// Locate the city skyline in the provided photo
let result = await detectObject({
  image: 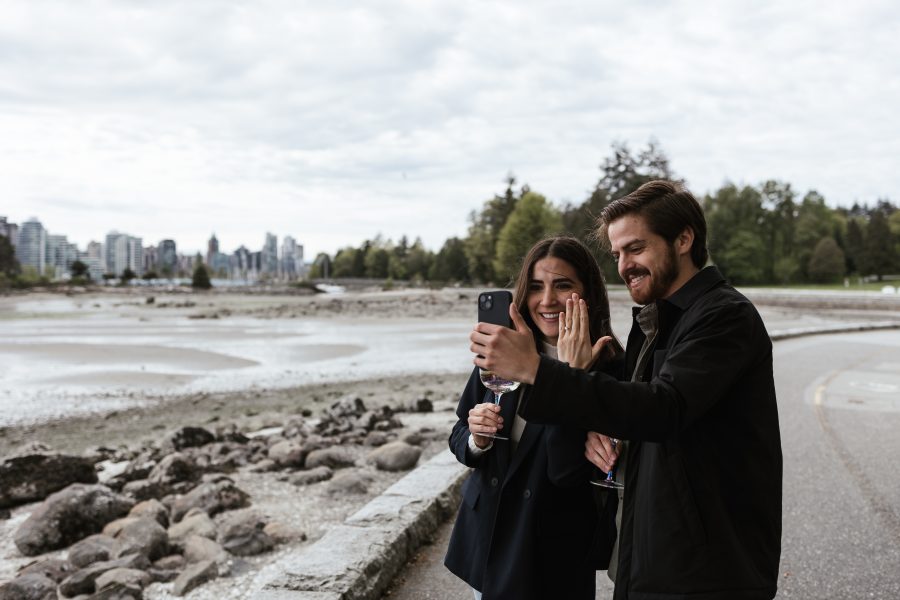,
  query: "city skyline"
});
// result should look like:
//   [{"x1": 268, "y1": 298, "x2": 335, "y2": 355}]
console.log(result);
[{"x1": 3, "y1": 1, "x2": 899, "y2": 258}]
